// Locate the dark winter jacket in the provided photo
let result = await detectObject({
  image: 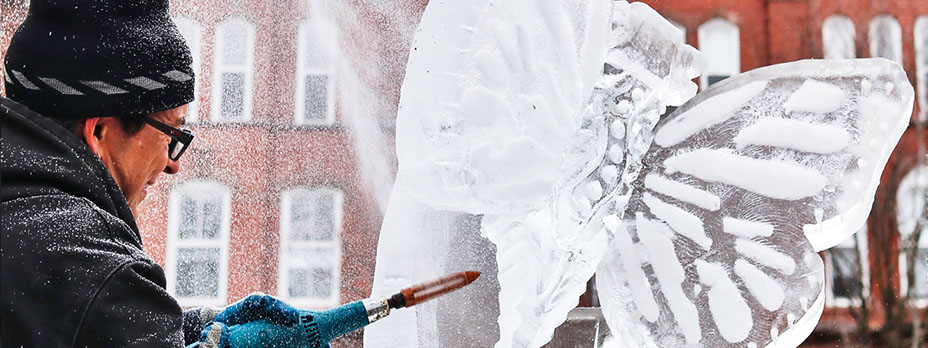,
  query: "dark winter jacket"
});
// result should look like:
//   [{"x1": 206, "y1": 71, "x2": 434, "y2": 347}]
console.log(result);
[{"x1": 1, "y1": 97, "x2": 207, "y2": 346}]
